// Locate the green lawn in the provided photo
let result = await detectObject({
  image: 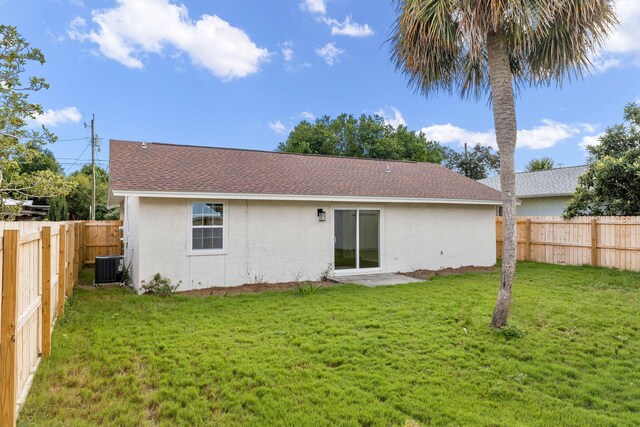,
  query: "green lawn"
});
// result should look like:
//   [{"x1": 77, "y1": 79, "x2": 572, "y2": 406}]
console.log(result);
[{"x1": 19, "y1": 263, "x2": 640, "y2": 426}]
